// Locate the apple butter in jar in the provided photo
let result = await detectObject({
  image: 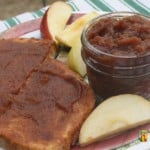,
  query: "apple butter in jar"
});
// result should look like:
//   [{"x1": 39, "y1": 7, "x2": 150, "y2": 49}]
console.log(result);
[{"x1": 81, "y1": 12, "x2": 150, "y2": 100}]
